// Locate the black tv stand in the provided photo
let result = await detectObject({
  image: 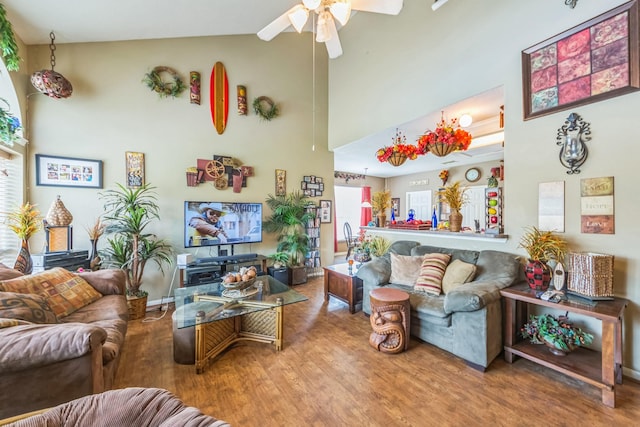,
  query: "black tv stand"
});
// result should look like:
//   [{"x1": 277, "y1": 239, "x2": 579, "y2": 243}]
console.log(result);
[{"x1": 179, "y1": 254, "x2": 267, "y2": 287}]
